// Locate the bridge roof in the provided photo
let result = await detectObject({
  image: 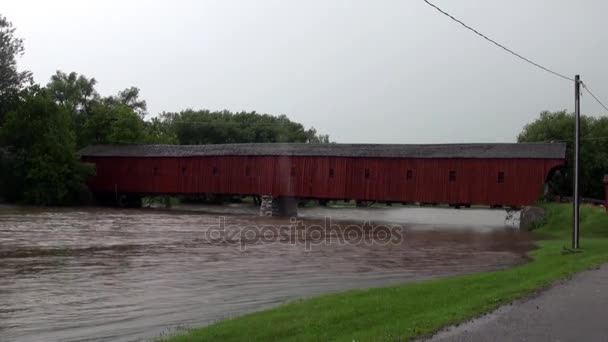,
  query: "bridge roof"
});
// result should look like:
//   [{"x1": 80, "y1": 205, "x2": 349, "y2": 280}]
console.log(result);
[{"x1": 79, "y1": 143, "x2": 566, "y2": 160}]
